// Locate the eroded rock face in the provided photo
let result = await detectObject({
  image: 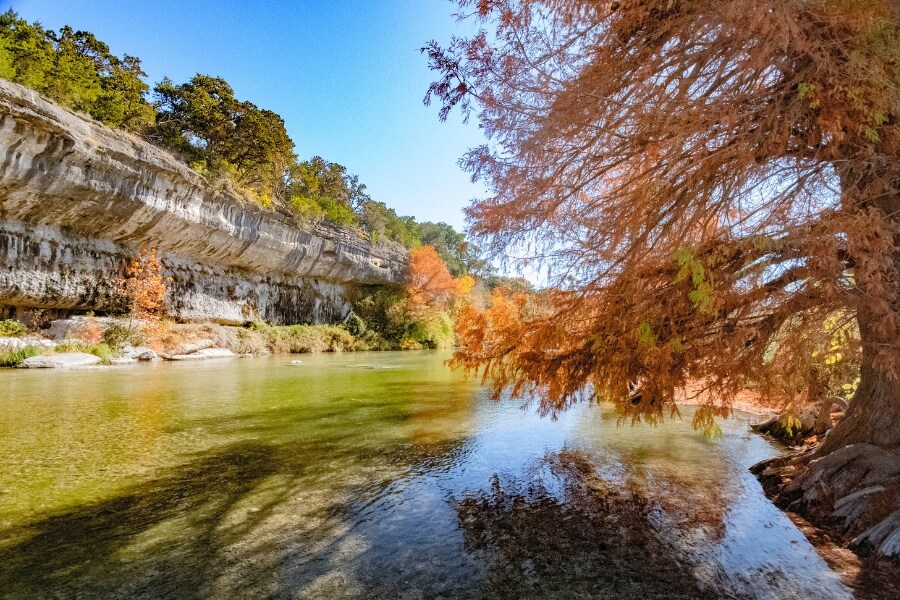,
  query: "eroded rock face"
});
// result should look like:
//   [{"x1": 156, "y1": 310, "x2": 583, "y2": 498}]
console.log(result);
[{"x1": 0, "y1": 79, "x2": 407, "y2": 324}]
